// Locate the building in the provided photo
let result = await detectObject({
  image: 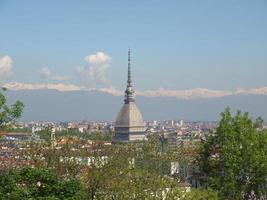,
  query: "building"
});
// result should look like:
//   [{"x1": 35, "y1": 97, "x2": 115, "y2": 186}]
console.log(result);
[{"x1": 113, "y1": 49, "x2": 146, "y2": 142}]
